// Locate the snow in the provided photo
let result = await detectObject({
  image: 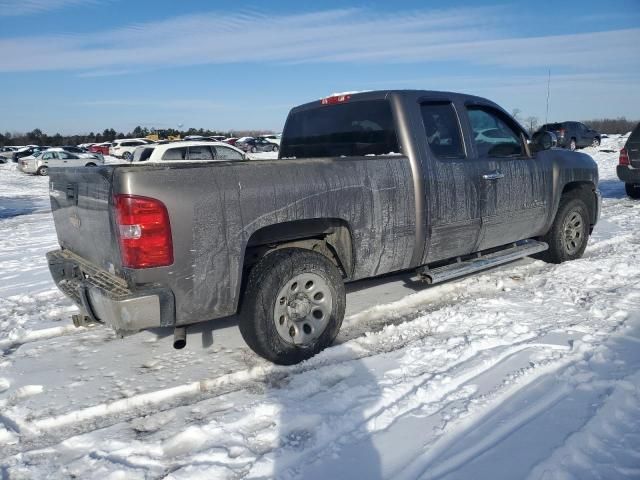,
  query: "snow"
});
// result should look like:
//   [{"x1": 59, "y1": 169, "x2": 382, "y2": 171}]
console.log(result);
[{"x1": 1, "y1": 138, "x2": 639, "y2": 478}]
